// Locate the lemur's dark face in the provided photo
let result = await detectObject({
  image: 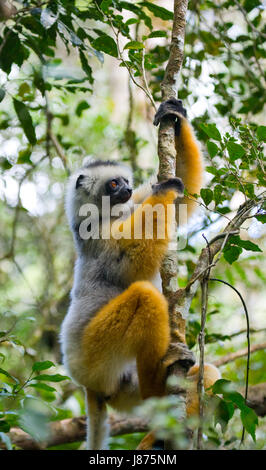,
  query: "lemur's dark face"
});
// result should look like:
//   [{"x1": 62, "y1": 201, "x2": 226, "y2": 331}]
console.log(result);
[{"x1": 105, "y1": 177, "x2": 132, "y2": 205}]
